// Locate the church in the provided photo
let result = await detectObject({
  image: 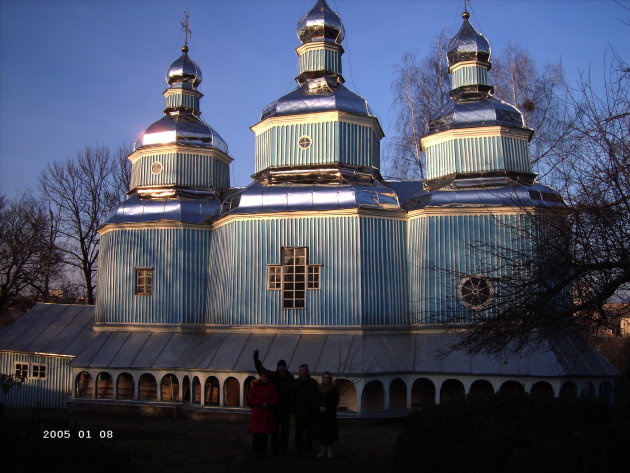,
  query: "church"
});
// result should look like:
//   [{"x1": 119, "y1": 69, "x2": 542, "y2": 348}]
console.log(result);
[{"x1": 0, "y1": 0, "x2": 616, "y2": 414}]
